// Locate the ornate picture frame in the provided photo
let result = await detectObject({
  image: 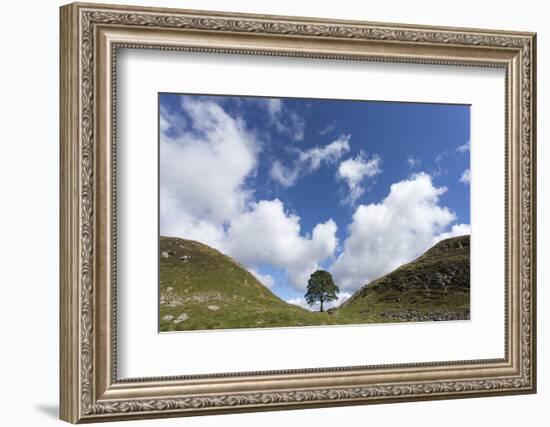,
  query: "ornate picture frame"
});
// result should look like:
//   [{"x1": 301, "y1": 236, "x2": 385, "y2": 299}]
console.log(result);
[{"x1": 60, "y1": 2, "x2": 536, "y2": 423}]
